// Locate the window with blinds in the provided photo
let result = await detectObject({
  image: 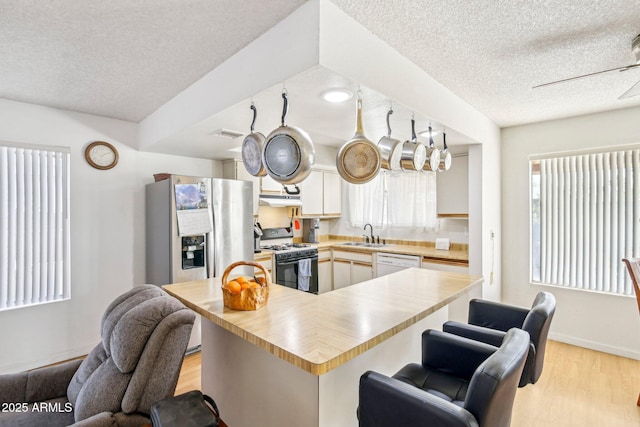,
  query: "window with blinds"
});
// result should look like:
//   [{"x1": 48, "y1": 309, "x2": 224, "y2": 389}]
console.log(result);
[
  {"x1": 530, "y1": 148, "x2": 639, "y2": 296},
  {"x1": 0, "y1": 142, "x2": 71, "y2": 310}
]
